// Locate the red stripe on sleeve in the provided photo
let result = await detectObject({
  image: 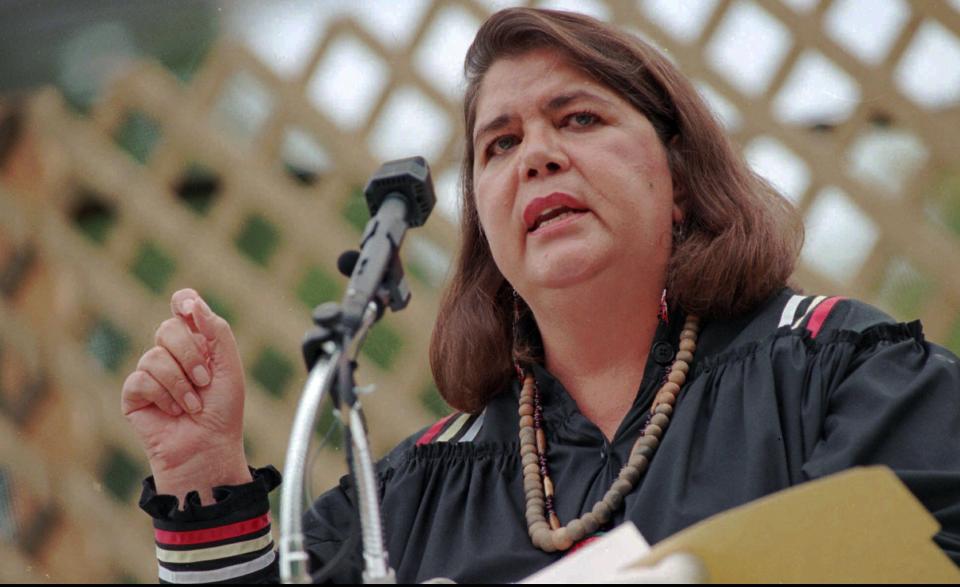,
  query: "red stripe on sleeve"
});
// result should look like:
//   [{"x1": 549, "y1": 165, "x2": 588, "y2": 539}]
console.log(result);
[
  {"x1": 155, "y1": 513, "x2": 271, "y2": 546},
  {"x1": 806, "y1": 296, "x2": 846, "y2": 339},
  {"x1": 416, "y1": 413, "x2": 457, "y2": 446}
]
